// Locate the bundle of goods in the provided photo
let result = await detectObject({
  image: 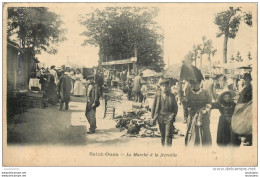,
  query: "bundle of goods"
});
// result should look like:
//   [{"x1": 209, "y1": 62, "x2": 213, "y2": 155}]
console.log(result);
[
  {"x1": 139, "y1": 127, "x2": 160, "y2": 138},
  {"x1": 103, "y1": 81, "x2": 110, "y2": 93},
  {"x1": 122, "y1": 82, "x2": 128, "y2": 94},
  {"x1": 231, "y1": 101, "x2": 252, "y2": 136},
  {"x1": 115, "y1": 107, "x2": 159, "y2": 137}
]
